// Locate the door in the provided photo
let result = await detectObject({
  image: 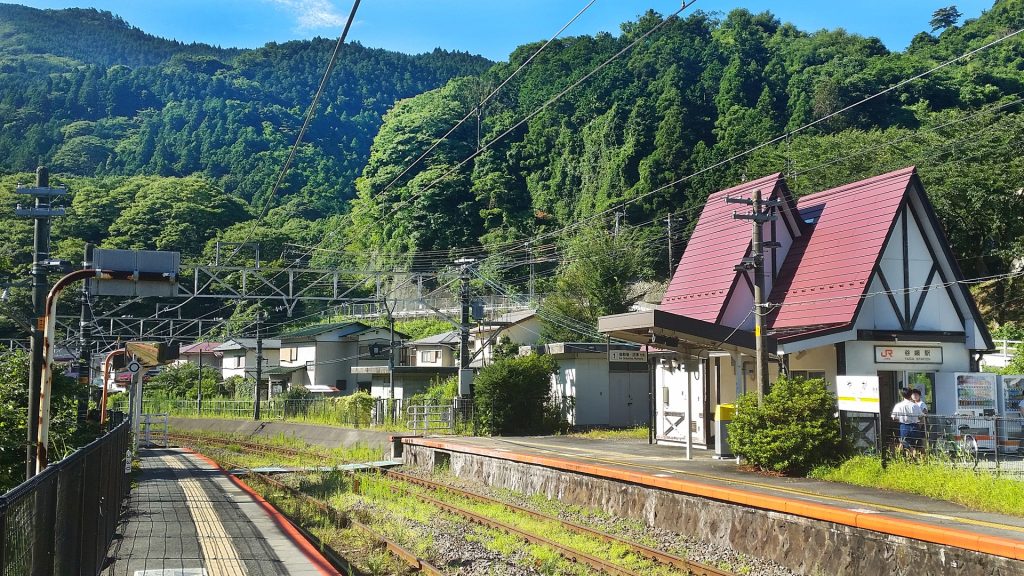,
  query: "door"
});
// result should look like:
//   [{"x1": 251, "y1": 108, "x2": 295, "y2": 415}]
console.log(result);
[{"x1": 878, "y1": 370, "x2": 900, "y2": 448}]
